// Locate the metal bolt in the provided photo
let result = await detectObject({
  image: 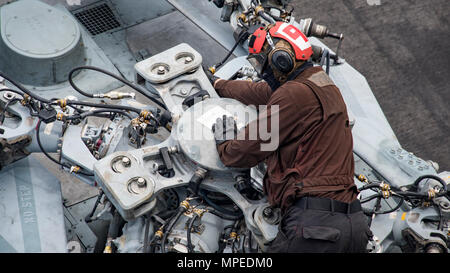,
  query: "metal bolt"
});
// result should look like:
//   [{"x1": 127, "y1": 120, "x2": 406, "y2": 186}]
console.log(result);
[
  {"x1": 157, "y1": 66, "x2": 166, "y2": 75},
  {"x1": 137, "y1": 177, "x2": 146, "y2": 188},
  {"x1": 180, "y1": 89, "x2": 188, "y2": 95},
  {"x1": 185, "y1": 56, "x2": 193, "y2": 64},
  {"x1": 122, "y1": 157, "x2": 130, "y2": 167},
  {"x1": 390, "y1": 149, "x2": 395, "y2": 154}
]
